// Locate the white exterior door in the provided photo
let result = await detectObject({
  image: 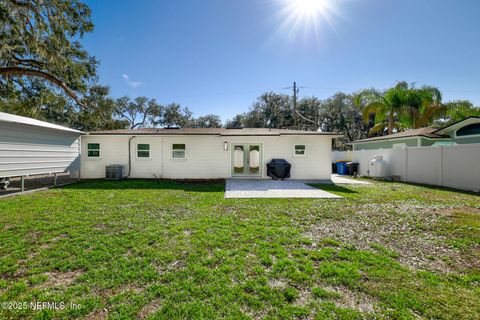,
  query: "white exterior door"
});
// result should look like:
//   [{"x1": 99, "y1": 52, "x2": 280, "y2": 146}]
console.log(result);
[{"x1": 232, "y1": 144, "x2": 261, "y2": 177}]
